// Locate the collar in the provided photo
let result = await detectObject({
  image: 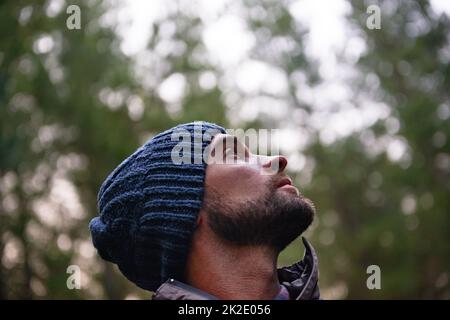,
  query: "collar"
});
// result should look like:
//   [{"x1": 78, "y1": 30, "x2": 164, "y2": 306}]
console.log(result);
[
  {"x1": 152, "y1": 279, "x2": 218, "y2": 300},
  {"x1": 277, "y1": 237, "x2": 321, "y2": 300}
]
